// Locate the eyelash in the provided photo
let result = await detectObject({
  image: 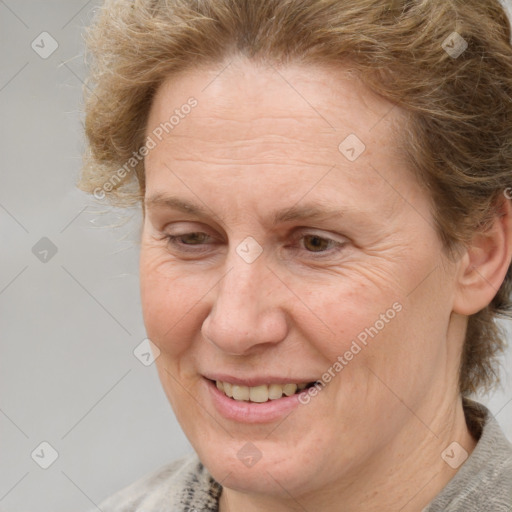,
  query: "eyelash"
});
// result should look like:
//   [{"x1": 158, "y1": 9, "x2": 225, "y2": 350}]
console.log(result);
[{"x1": 162, "y1": 232, "x2": 346, "y2": 257}]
